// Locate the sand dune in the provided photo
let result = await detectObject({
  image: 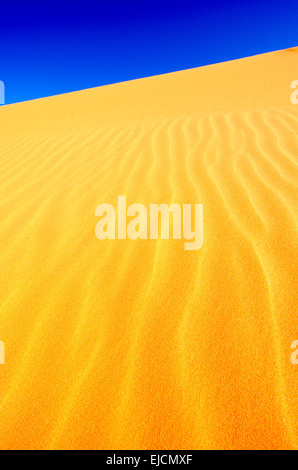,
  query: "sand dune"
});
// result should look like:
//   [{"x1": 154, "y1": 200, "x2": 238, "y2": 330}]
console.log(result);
[{"x1": 0, "y1": 48, "x2": 297, "y2": 450}]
